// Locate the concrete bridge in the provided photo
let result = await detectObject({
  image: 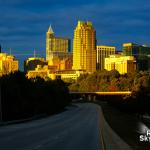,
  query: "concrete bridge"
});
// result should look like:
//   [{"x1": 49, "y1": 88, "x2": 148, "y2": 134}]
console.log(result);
[{"x1": 70, "y1": 91, "x2": 132, "y2": 101}]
